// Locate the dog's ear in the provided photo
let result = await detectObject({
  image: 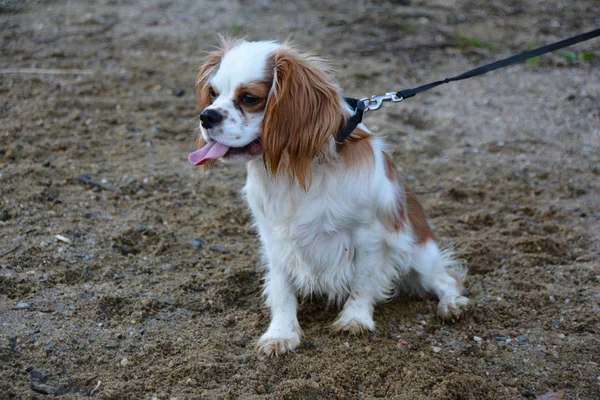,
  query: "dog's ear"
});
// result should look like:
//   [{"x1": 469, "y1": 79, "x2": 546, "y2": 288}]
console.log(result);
[{"x1": 261, "y1": 47, "x2": 346, "y2": 190}]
